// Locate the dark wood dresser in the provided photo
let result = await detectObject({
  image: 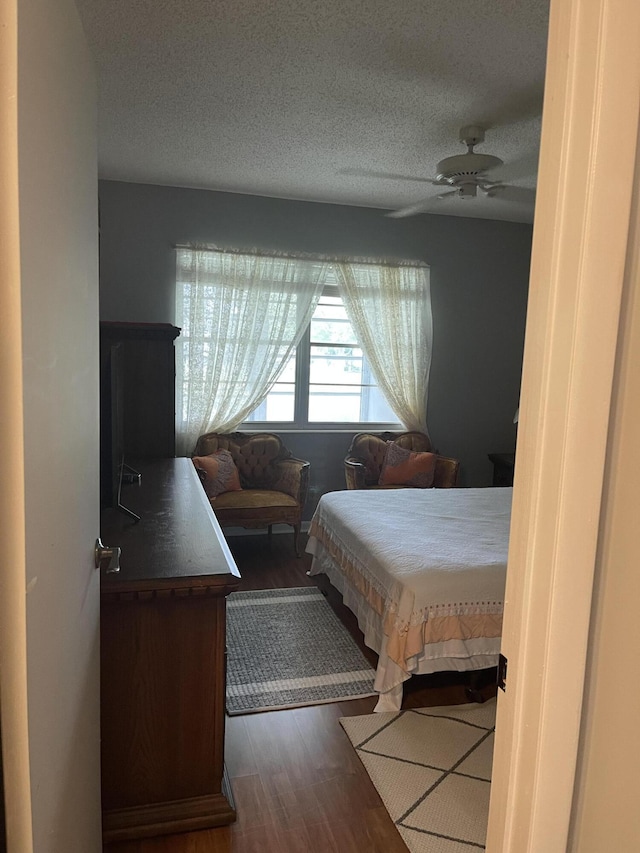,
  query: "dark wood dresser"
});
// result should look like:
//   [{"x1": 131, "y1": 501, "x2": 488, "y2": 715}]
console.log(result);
[{"x1": 99, "y1": 458, "x2": 240, "y2": 843}]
